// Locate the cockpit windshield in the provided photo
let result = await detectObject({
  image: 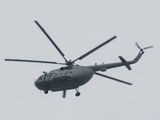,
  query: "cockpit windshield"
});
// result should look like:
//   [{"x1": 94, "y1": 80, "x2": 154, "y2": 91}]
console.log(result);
[{"x1": 38, "y1": 75, "x2": 44, "y2": 81}]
